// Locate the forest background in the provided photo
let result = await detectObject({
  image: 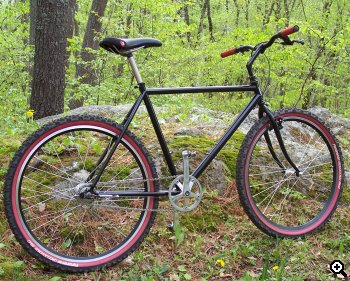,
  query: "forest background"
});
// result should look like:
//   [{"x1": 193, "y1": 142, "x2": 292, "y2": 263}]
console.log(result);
[
  {"x1": 1, "y1": 0, "x2": 350, "y2": 123},
  {"x1": 1, "y1": 0, "x2": 350, "y2": 280}
]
